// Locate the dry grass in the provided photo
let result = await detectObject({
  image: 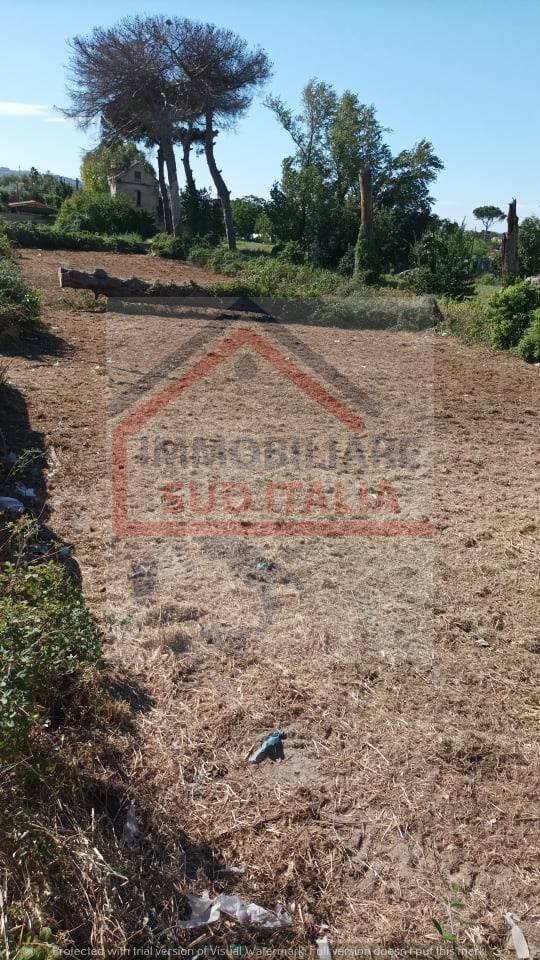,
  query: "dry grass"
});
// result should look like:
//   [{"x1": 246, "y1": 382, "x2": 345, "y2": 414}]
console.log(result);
[
  {"x1": 0, "y1": 249, "x2": 537, "y2": 956},
  {"x1": 5, "y1": 628, "x2": 535, "y2": 953}
]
